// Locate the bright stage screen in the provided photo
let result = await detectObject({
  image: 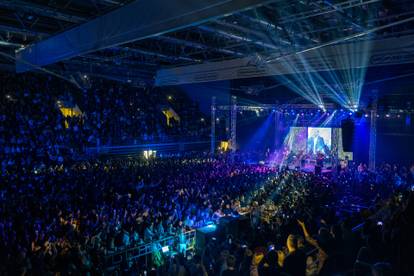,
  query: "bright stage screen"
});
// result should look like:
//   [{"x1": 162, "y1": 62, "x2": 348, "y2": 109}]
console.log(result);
[
  {"x1": 284, "y1": 127, "x2": 307, "y2": 153},
  {"x1": 307, "y1": 127, "x2": 331, "y2": 155}
]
